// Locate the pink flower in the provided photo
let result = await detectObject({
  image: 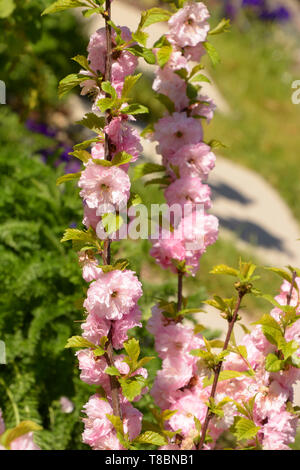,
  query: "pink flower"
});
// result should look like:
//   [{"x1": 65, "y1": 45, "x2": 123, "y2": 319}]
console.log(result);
[
  {"x1": 151, "y1": 356, "x2": 194, "y2": 407},
  {"x1": 78, "y1": 163, "x2": 131, "y2": 213},
  {"x1": 153, "y1": 112, "x2": 203, "y2": 159},
  {"x1": 81, "y1": 312, "x2": 110, "y2": 345},
  {"x1": 84, "y1": 270, "x2": 142, "y2": 321},
  {"x1": 261, "y1": 409, "x2": 298, "y2": 450},
  {"x1": 105, "y1": 116, "x2": 143, "y2": 163},
  {"x1": 148, "y1": 305, "x2": 204, "y2": 362},
  {"x1": 160, "y1": 444, "x2": 181, "y2": 450},
  {"x1": 275, "y1": 278, "x2": 300, "y2": 312},
  {"x1": 167, "y1": 143, "x2": 216, "y2": 180},
  {"x1": 190, "y1": 95, "x2": 216, "y2": 123},
  {"x1": 60, "y1": 397, "x2": 74, "y2": 414},
  {"x1": 87, "y1": 27, "x2": 138, "y2": 83},
  {"x1": 153, "y1": 51, "x2": 190, "y2": 111},
  {"x1": 83, "y1": 205, "x2": 101, "y2": 231},
  {"x1": 183, "y1": 43, "x2": 206, "y2": 62},
  {"x1": 82, "y1": 394, "x2": 142, "y2": 450},
  {"x1": 164, "y1": 176, "x2": 211, "y2": 210},
  {"x1": 10, "y1": 433, "x2": 40, "y2": 450},
  {"x1": 91, "y1": 142, "x2": 105, "y2": 160},
  {"x1": 150, "y1": 229, "x2": 186, "y2": 273},
  {"x1": 112, "y1": 305, "x2": 142, "y2": 349},
  {"x1": 167, "y1": 2, "x2": 210, "y2": 48},
  {"x1": 77, "y1": 349, "x2": 108, "y2": 387},
  {"x1": 78, "y1": 252, "x2": 102, "y2": 282},
  {"x1": 168, "y1": 390, "x2": 207, "y2": 436}
]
